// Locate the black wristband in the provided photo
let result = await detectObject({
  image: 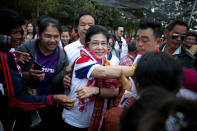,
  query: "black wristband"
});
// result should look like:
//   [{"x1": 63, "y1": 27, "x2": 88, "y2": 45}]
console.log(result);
[{"x1": 98, "y1": 87, "x2": 100, "y2": 96}]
